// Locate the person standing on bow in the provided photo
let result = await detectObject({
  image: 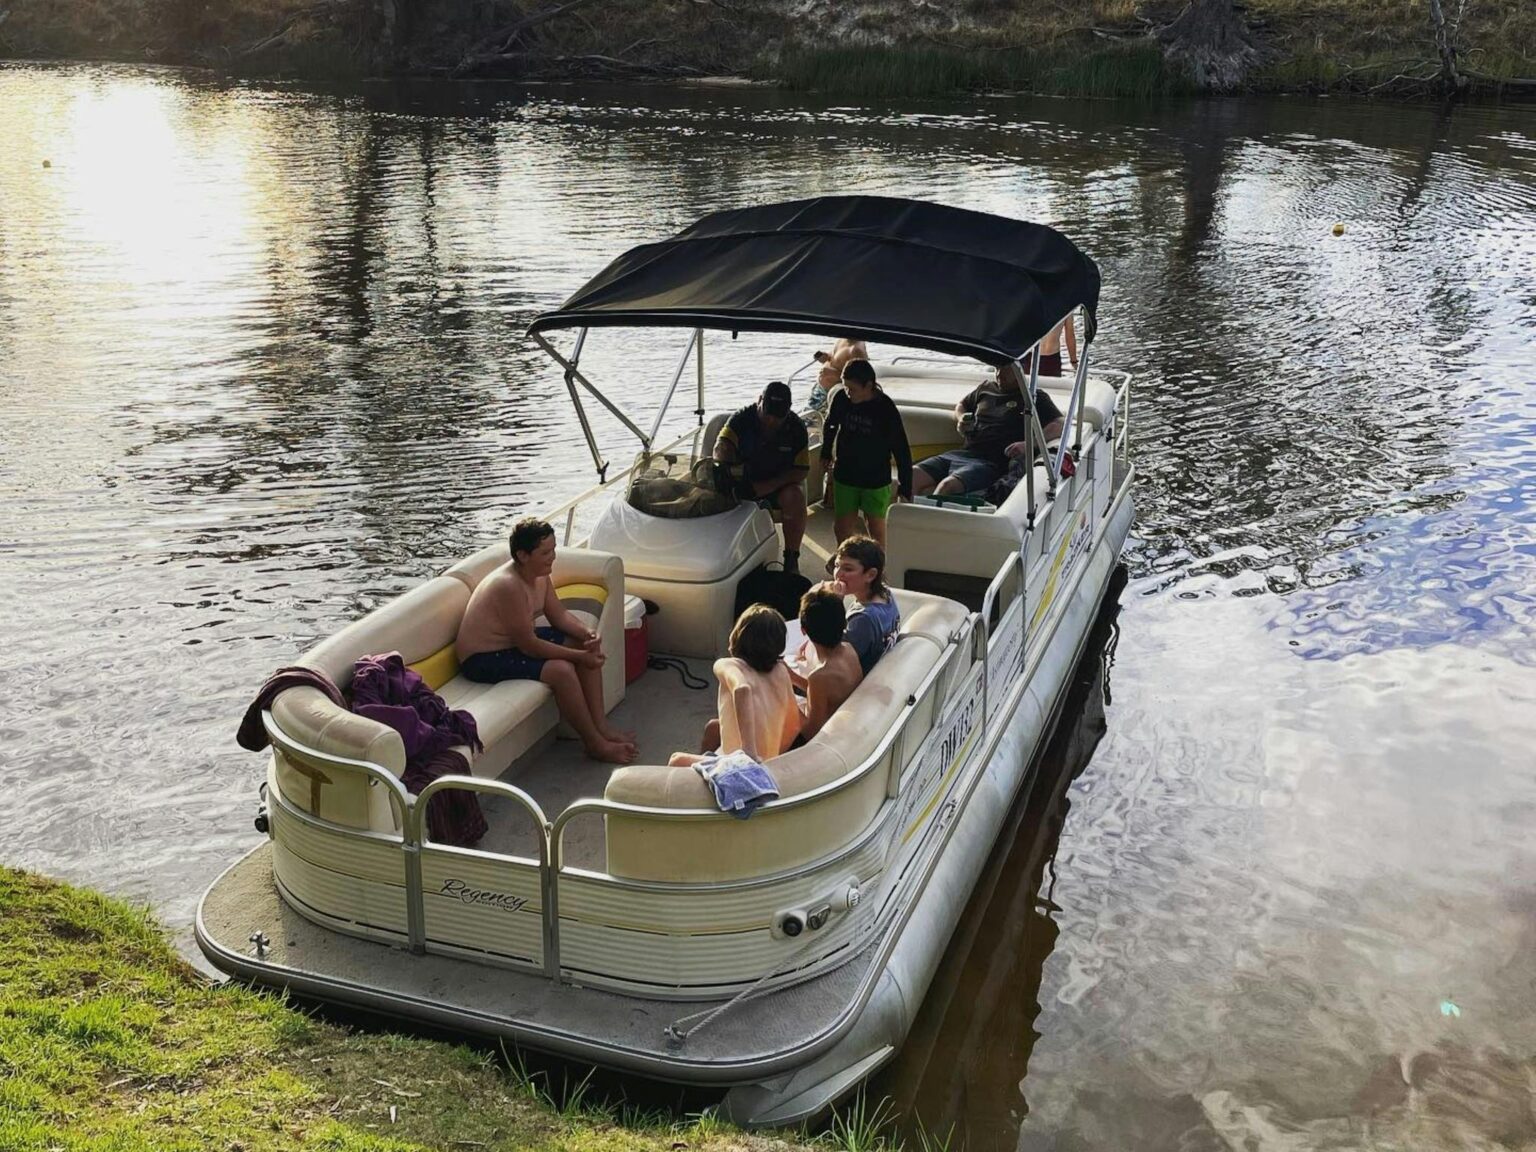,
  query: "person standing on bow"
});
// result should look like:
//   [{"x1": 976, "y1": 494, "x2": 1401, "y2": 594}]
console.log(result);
[
  {"x1": 813, "y1": 337, "x2": 869, "y2": 400},
  {"x1": 1028, "y1": 315, "x2": 1078, "y2": 378},
  {"x1": 820, "y1": 359, "x2": 912, "y2": 549},
  {"x1": 714, "y1": 380, "x2": 809, "y2": 574}
]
